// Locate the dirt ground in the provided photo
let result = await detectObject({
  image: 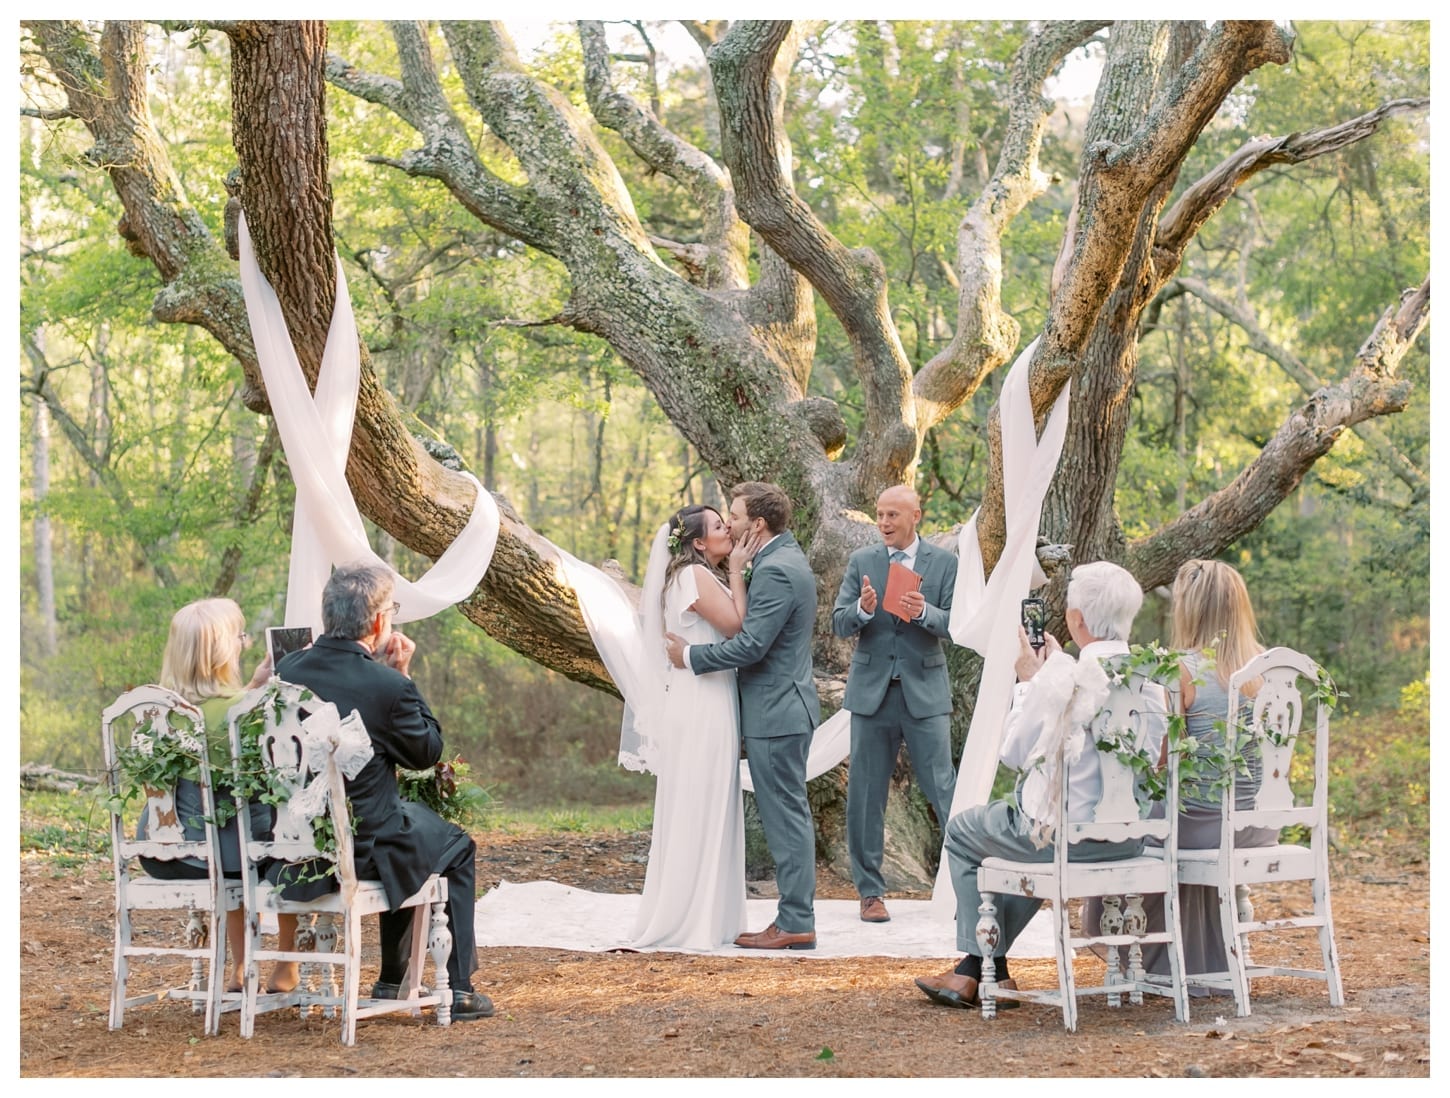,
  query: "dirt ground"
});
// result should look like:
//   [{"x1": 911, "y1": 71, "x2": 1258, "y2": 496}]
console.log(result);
[{"x1": 18, "y1": 828, "x2": 1429, "y2": 1079}]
